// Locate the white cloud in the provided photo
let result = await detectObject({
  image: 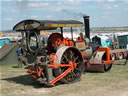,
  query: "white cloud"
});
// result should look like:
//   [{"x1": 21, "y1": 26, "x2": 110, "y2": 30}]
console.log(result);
[
  {"x1": 4, "y1": 18, "x2": 13, "y2": 21},
  {"x1": 30, "y1": 15, "x2": 38, "y2": 19},
  {"x1": 0, "y1": 0, "x2": 11, "y2": 1},
  {"x1": 4, "y1": 0, "x2": 40, "y2": 1},
  {"x1": 55, "y1": 8, "x2": 65, "y2": 12},
  {"x1": 105, "y1": 4, "x2": 119, "y2": 10},
  {"x1": 104, "y1": 12, "x2": 111, "y2": 15},
  {"x1": 113, "y1": 4, "x2": 119, "y2": 8},
  {"x1": 0, "y1": 0, "x2": 26, "y2": 1},
  {"x1": 17, "y1": 0, "x2": 24, "y2": 1},
  {"x1": 10, "y1": 9, "x2": 19, "y2": 13},
  {"x1": 57, "y1": 2, "x2": 62, "y2": 5},
  {"x1": 64, "y1": 0, "x2": 81, "y2": 6},
  {"x1": 28, "y1": 0, "x2": 41, "y2": 1},
  {"x1": 28, "y1": 2, "x2": 49, "y2": 7},
  {"x1": 44, "y1": 16, "x2": 57, "y2": 20},
  {"x1": 94, "y1": 0, "x2": 104, "y2": 2},
  {"x1": 106, "y1": 6, "x2": 112, "y2": 10},
  {"x1": 107, "y1": 0, "x2": 116, "y2": 2}
]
